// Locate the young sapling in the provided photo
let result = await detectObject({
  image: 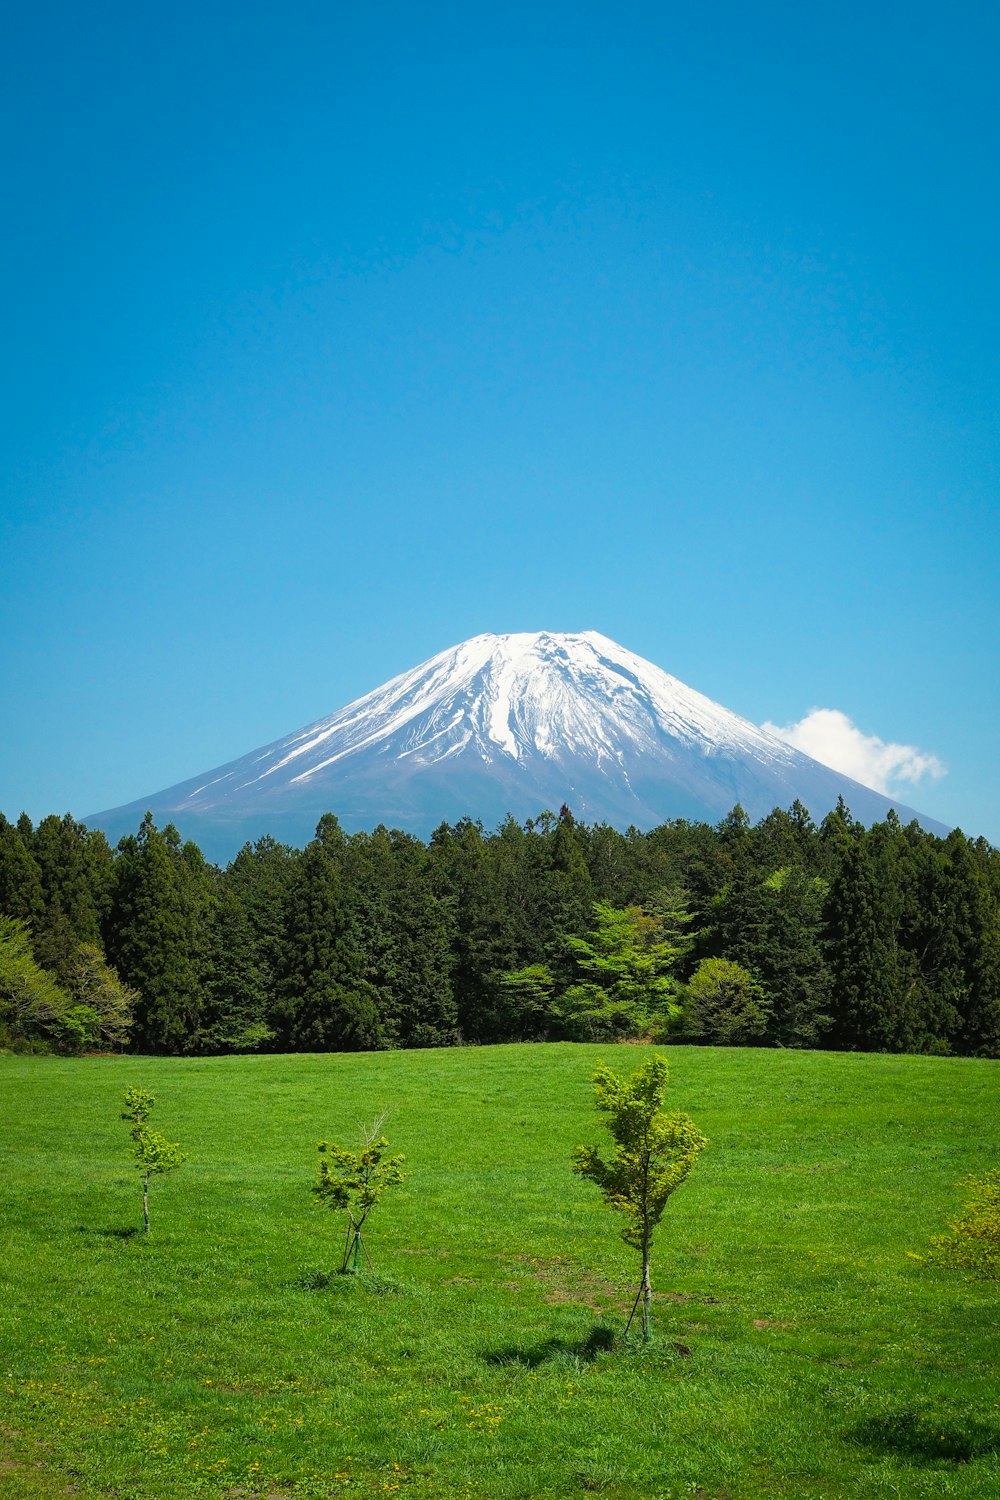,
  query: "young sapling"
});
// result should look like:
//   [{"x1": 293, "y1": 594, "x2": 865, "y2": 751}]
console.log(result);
[
  {"x1": 312, "y1": 1114, "x2": 406, "y2": 1273},
  {"x1": 573, "y1": 1054, "x2": 707, "y2": 1340},
  {"x1": 121, "y1": 1086, "x2": 185, "y2": 1234}
]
